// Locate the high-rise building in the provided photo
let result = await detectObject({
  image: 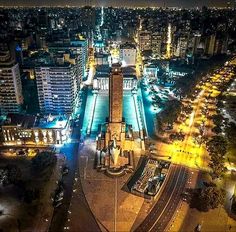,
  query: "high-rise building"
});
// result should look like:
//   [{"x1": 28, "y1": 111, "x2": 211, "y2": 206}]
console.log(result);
[
  {"x1": 35, "y1": 58, "x2": 78, "y2": 114},
  {"x1": 175, "y1": 35, "x2": 188, "y2": 58},
  {"x1": 120, "y1": 43, "x2": 136, "y2": 66},
  {"x1": 0, "y1": 49, "x2": 23, "y2": 114},
  {"x1": 205, "y1": 34, "x2": 216, "y2": 56},
  {"x1": 49, "y1": 36, "x2": 88, "y2": 84},
  {"x1": 139, "y1": 31, "x2": 152, "y2": 51},
  {"x1": 192, "y1": 32, "x2": 201, "y2": 55},
  {"x1": 151, "y1": 32, "x2": 162, "y2": 58}
]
